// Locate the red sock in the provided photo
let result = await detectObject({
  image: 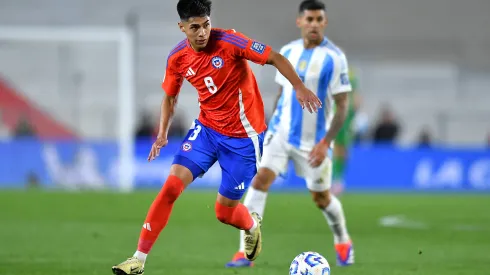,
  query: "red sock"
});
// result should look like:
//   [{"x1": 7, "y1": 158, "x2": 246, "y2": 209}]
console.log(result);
[
  {"x1": 137, "y1": 175, "x2": 185, "y2": 254},
  {"x1": 215, "y1": 201, "x2": 254, "y2": 230}
]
